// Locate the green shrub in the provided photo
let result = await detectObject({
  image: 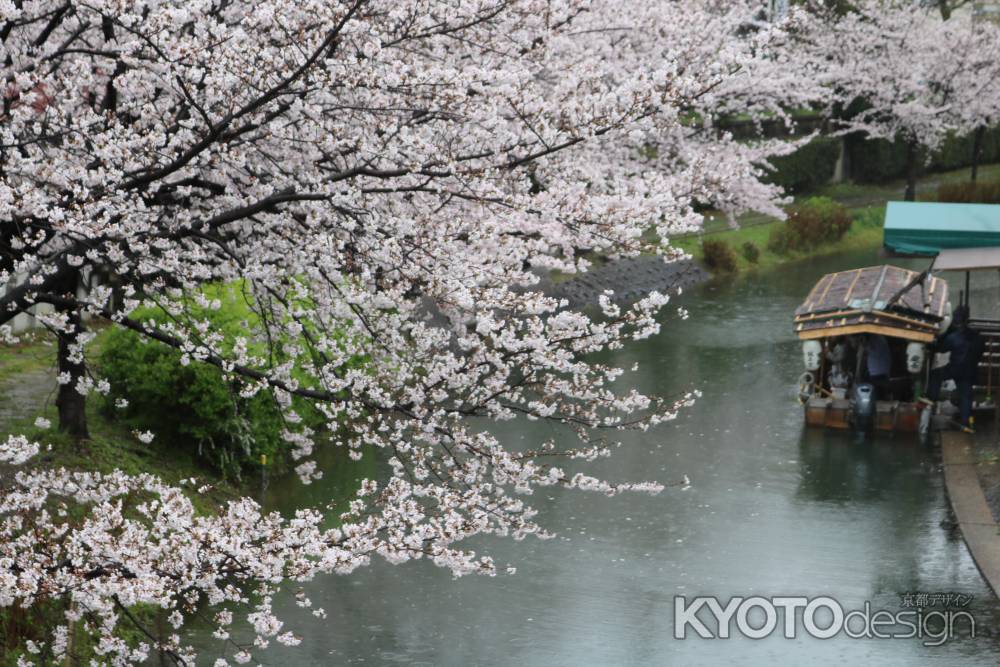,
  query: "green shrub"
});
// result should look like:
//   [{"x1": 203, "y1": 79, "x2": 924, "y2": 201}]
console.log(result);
[
  {"x1": 929, "y1": 127, "x2": 1000, "y2": 172},
  {"x1": 764, "y1": 136, "x2": 841, "y2": 194},
  {"x1": 845, "y1": 135, "x2": 910, "y2": 184},
  {"x1": 852, "y1": 205, "x2": 885, "y2": 228},
  {"x1": 931, "y1": 131, "x2": 978, "y2": 172},
  {"x1": 741, "y1": 241, "x2": 761, "y2": 264},
  {"x1": 847, "y1": 125, "x2": 1000, "y2": 184},
  {"x1": 934, "y1": 180, "x2": 1000, "y2": 204},
  {"x1": 702, "y1": 238, "x2": 738, "y2": 273},
  {"x1": 768, "y1": 197, "x2": 852, "y2": 255},
  {"x1": 767, "y1": 227, "x2": 792, "y2": 255},
  {"x1": 98, "y1": 284, "x2": 328, "y2": 479}
]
